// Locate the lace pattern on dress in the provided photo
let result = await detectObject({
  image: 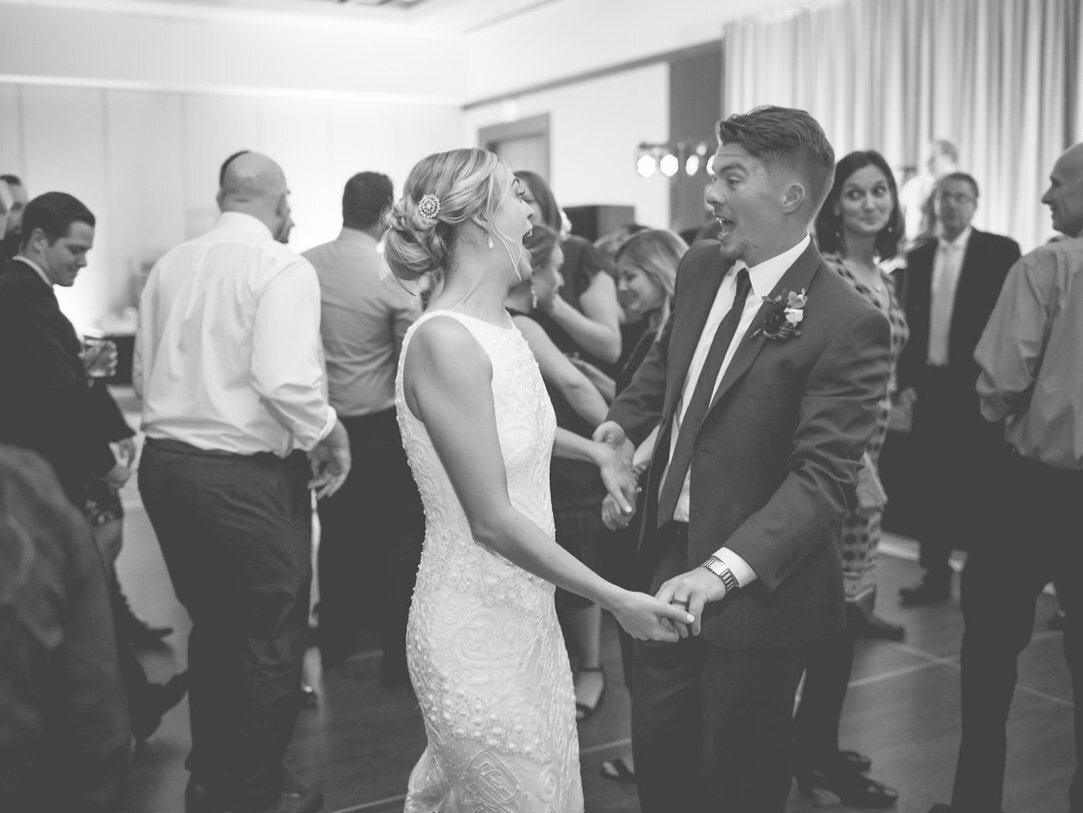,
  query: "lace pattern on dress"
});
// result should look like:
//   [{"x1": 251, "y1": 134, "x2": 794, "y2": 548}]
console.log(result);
[{"x1": 395, "y1": 309, "x2": 583, "y2": 813}]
